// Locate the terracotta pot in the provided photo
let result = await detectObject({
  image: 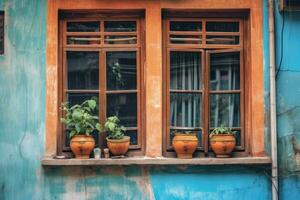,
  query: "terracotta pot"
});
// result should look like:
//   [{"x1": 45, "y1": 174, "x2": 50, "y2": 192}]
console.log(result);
[
  {"x1": 172, "y1": 133, "x2": 198, "y2": 159},
  {"x1": 106, "y1": 136, "x2": 130, "y2": 156},
  {"x1": 70, "y1": 135, "x2": 95, "y2": 159},
  {"x1": 210, "y1": 134, "x2": 236, "y2": 158}
]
